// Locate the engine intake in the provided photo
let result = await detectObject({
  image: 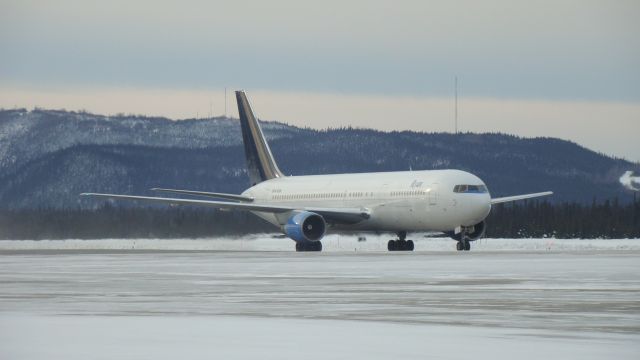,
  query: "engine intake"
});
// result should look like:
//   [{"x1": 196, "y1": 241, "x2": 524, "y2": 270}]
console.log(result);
[
  {"x1": 447, "y1": 221, "x2": 486, "y2": 241},
  {"x1": 284, "y1": 211, "x2": 326, "y2": 242}
]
